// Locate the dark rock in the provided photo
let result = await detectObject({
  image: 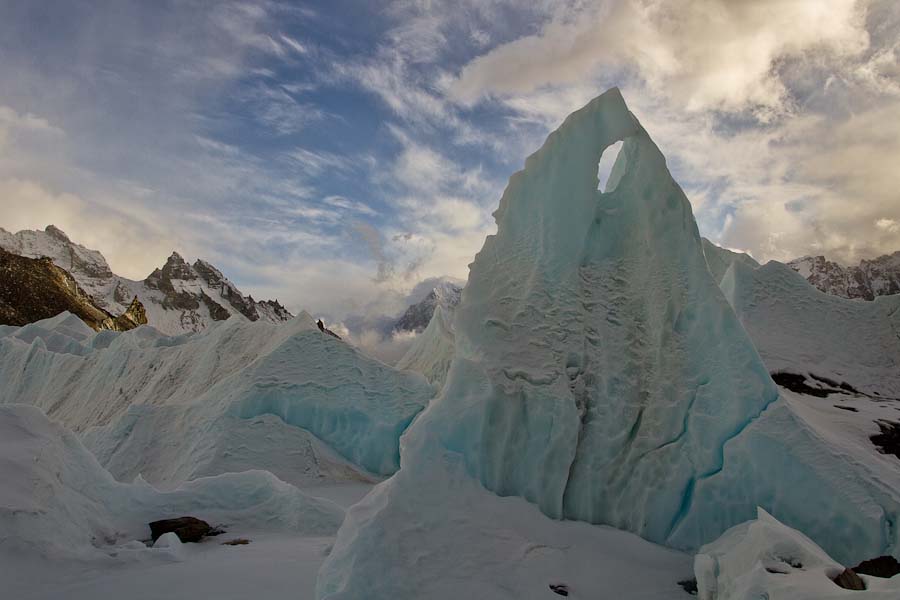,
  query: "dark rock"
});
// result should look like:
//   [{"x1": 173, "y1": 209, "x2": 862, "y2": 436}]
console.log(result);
[
  {"x1": 834, "y1": 405, "x2": 859, "y2": 412},
  {"x1": 852, "y1": 555, "x2": 900, "y2": 579},
  {"x1": 549, "y1": 583, "x2": 569, "y2": 596},
  {"x1": 148, "y1": 516, "x2": 213, "y2": 543},
  {"x1": 0, "y1": 248, "x2": 141, "y2": 332},
  {"x1": 677, "y1": 578, "x2": 698, "y2": 595},
  {"x1": 832, "y1": 568, "x2": 866, "y2": 591},
  {"x1": 871, "y1": 420, "x2": 900, "y2": 459},
  {"x1": 771, "y1": 372, "x2": 830, "y2": 397},
  {"x1": 222, "y1": 538, "x2": 251, "y2": 546}
]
